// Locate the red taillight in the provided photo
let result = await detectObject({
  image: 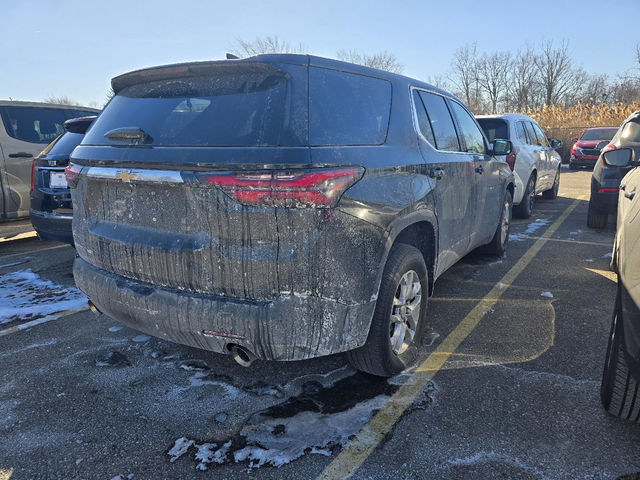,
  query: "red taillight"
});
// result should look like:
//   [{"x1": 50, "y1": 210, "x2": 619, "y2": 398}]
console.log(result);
[
  {"x1": 196, "y1": 167, "x2": 364, "y2": 208},
  {"x1": 505, "y1": 146, "x2": 519, "y2": 171},
  {"x1": 65, "y1": 163, "x2": 82, "y2": 188},
  {"x1": 30, "y1": 158, "x2": 36, "y2": 191},
  {"x1": 598, "y1": 188, "x2": 620, "y2": 193}
]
